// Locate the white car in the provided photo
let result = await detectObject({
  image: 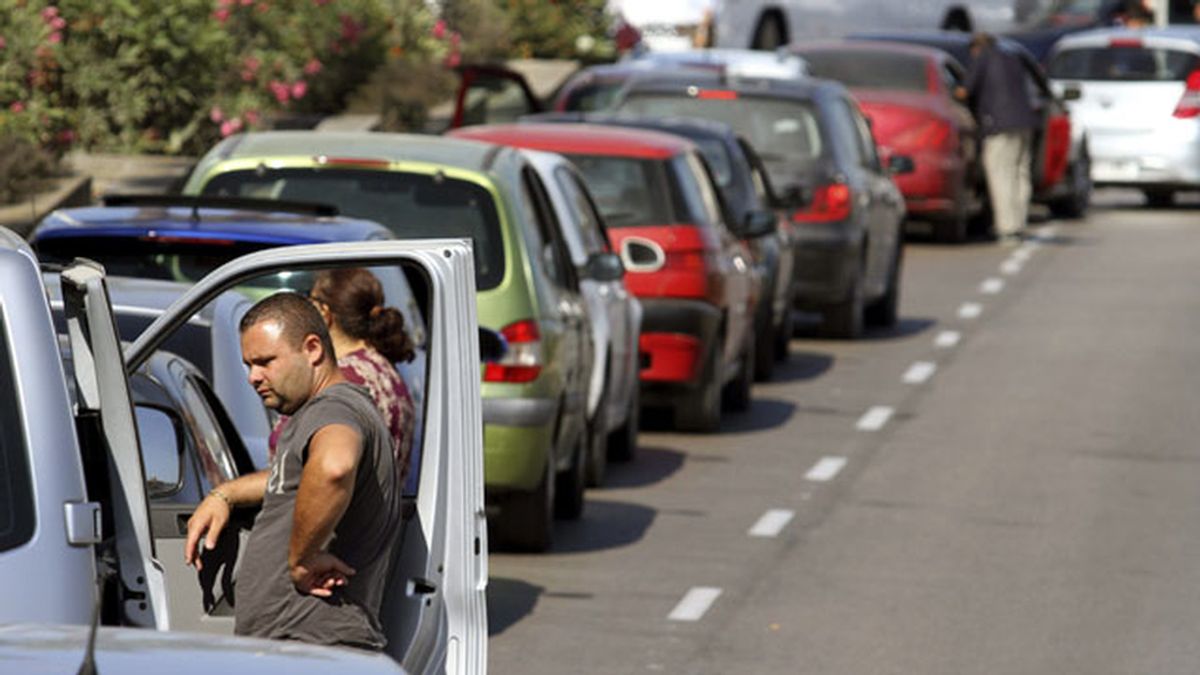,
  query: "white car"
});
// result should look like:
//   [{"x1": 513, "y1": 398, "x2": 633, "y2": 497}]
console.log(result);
[
  {"x1": 1048, "y1": 26, "x2": 1200, "y2": 206},
  {"x1": 0, "y1": 229, "x2": 488, "y2": 673},
  {"x1": 523, "y1": 150, "x2": 644, "y2": 481}
]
